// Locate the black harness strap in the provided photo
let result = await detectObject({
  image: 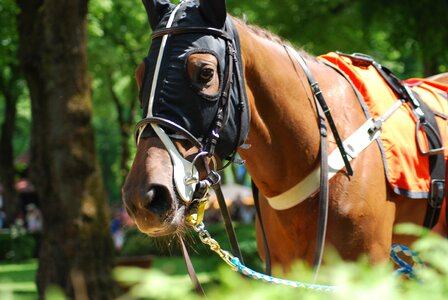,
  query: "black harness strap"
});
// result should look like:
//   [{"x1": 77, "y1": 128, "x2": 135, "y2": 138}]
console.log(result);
[
  {"x1": 251, "y1": 180, "x2": 272, "y2": 275},
  {"x1": 212, "y1": 183, "x2": 244, "y2": 263},
  {"x1": 294, "y1": 55, "x2": 354, "y2": 176},
  {"x1": 205, "y1": 41, "x2": 234, "y2": 156},
  {"x1": 284, "y1": 47, "x2": 336, "y2": 271},
  {"x1": 412, "y1": 91, "x2": 446, "y2": 228},
  {"x1": 313, "y1": 101, "x2": 330, "y2": 272},
  {"x1": 180, "y1": 237, "x2": 205, "y2": 296}
]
